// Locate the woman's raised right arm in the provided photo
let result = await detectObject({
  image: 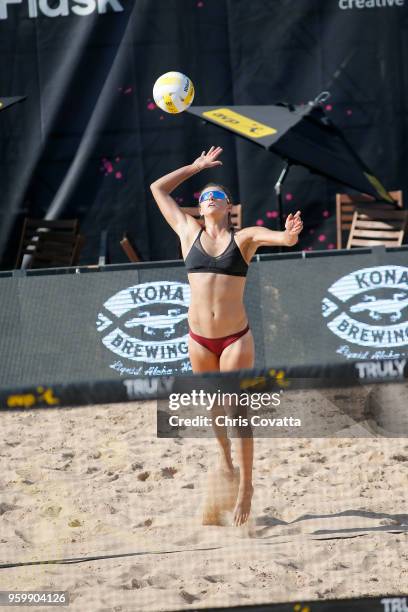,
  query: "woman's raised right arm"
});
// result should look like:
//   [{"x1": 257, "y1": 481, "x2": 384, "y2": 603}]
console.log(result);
[{"x1": 150, "y1": 146, "x2": 223, "y2": 235}]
